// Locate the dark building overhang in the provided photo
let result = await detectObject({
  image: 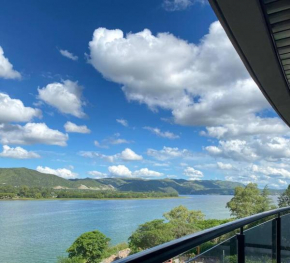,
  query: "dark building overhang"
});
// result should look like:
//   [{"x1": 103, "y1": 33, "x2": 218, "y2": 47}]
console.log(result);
[{"x1": 209, "y1": 0, "x2": 290, "y2": 127}]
